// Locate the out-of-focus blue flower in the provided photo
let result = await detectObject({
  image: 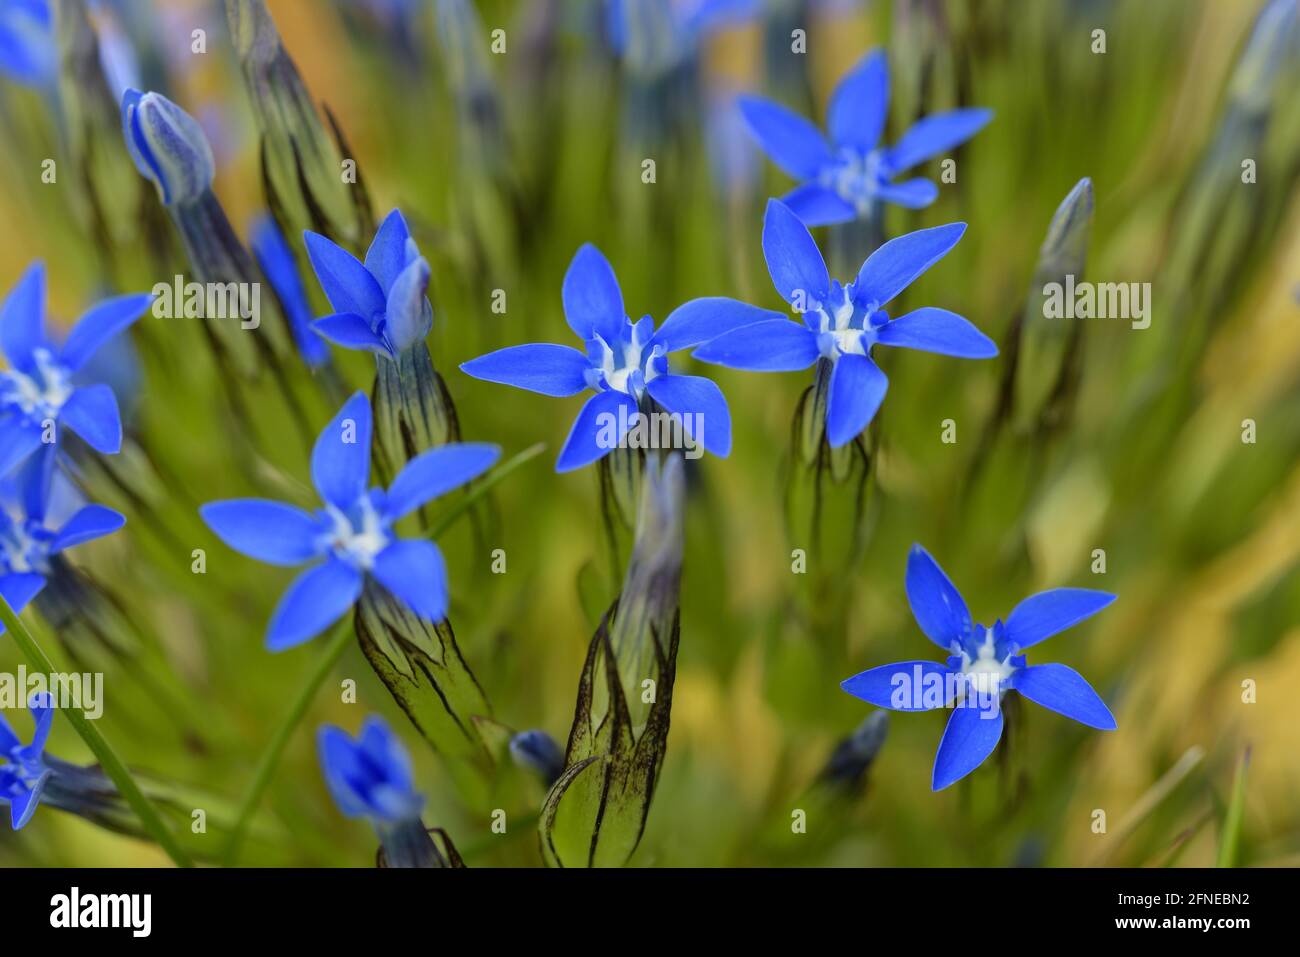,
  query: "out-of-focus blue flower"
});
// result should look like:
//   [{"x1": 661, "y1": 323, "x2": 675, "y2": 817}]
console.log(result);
[
  {"x1": 840, "y1": 545, "x2": 1117, "y2": 791},
  {"x1": 509, "y1": 729, "x2": 564, "y2": 786},
  {"x1": 0, "y1": 691, "x2": 54, "y2": 829},
  {"x1": 607, "y1": 0, "x2": 759, "y2": 77},
  {"x1": 461, "y1": 243, "x2": 766, "y2": 471},
  {"x1": 303, "y1": 210, "x2": 432, "y2": 359},
  {"x1": 0, "y1": 0, "x2": 53, "y2": 88},
  {"x1": 0, "y1": 450, "x2": 125, "y2": 634},
  {"x1": 0, "y1": 262, "x2": 153, "y2": 474},
  {"x1": 250, "y1": 215, "x2": 331, "y2": 369},
  {"x1": 738, "y1": 48, "x2": 992, "y2": 225},
  {"x1": 200, "y1": 392, "x2": 499, "y2": 650},
  {"x1": 317, "y1": 715, "x2": 423, "y2": 825},
  {"x1": 120, "y1": 88, "x2": 216, "y2": 207},
  {"x1": 694, "y1": 200, "x2": 995, "y2": 446}
]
